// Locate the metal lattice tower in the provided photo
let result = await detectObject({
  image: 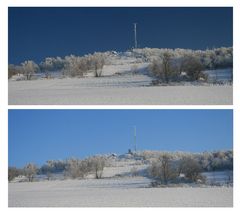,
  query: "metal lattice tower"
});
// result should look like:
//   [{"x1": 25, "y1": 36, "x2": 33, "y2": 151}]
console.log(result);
[
  {"x1": 134, "y1": 126, "x2": 137, "y2": 152},
  {"x1": 133, "y1": 23, "x2": 137, "y2": 49}
]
